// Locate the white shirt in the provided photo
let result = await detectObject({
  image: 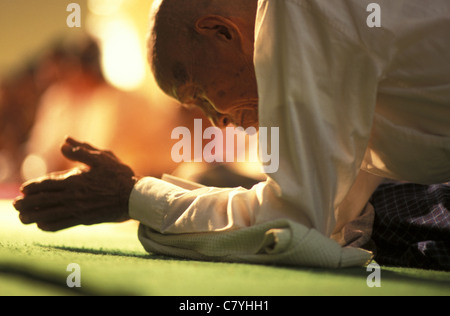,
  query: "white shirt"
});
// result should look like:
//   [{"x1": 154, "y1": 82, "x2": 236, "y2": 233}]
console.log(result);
[{"x1": 129, "y1": 0, "x2": 450, "y2": 268}]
